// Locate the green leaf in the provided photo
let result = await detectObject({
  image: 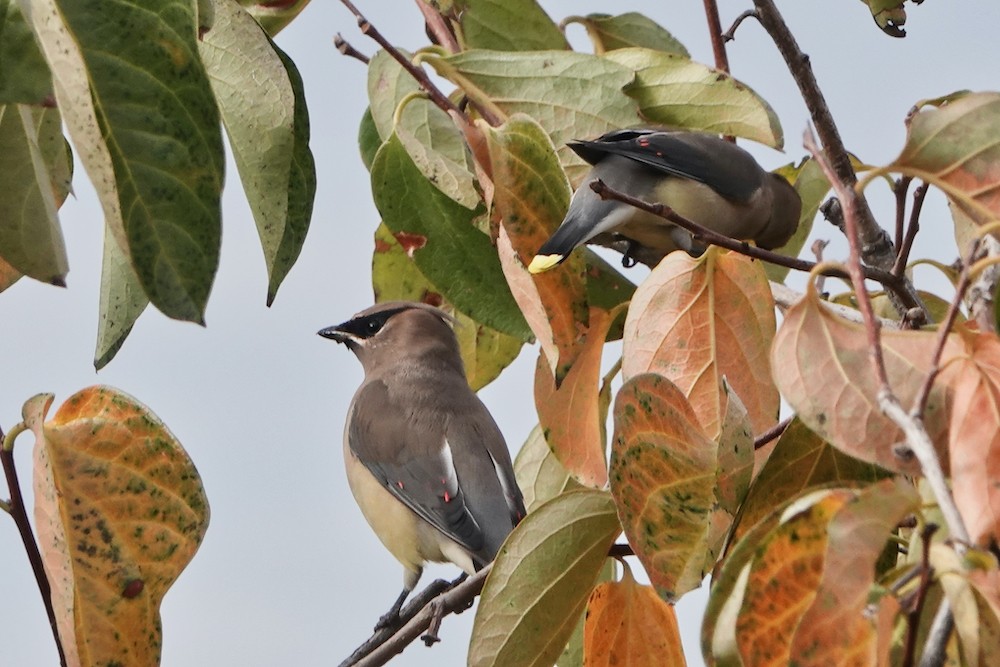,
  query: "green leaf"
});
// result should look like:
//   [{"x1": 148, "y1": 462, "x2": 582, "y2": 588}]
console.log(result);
[
  {"x1": 605, "y1": 47, "x2": 784, "y2": 149},
  {"x1": 581, "y1": 249, "x2": 635, "y2": 320},
  {"x1": 372, "y1": 223, "x2": 523, "y2": 390},
  {"x1": 357, "y1": 107, "x2": 381, "y2": 171},
  {"x1": 371, "y1": 132, "x2": 531, "y2": 340},
  {"x1": 367, "y1": 50, "x2": 478, "y2": 208},
  {"x1": 95, "y1": 225, "x2": 149, "y2": 370},
  {"x1": 860, "y1": 0, "x2": 909, "y2": 38},
  {"x1": 237, "y1": 0, "x2": 311, "y2": 36},
  {"x1": 457, "y1": 0, "x2": 568, "y2": 51},
  {"x1": 199, "y1": 0, "x2": 314, "y2": 306},
  {"x1": 513, "y1": 424, "x2": 582, "y2": 513},
  {"x1": 0, "y1": 1, "x2": 53, "y2": 104},
  {"x1": 469, "y1": 488, "x2": 620, "y2": 667},
  {"x1": 0, "y1": 104, "x2": 68, "y2": 284},
  {"x1": 31, "y1": 0, "x2": 225, "y2": 322},
  {"x1": 426, "y1": 50, "x2": 640, "y2": 184},
  {"x1": 563, "y1": 12, "x2": 688, "y2": 56}
]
